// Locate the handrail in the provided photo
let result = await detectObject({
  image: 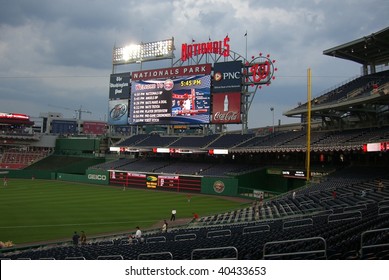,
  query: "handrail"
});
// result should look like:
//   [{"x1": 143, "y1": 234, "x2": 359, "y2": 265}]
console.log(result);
[
  {"x1": 206, "y1": 229, "x2": 231, "y2": 238},
  {"x1": 138, "y1": 251, "x2": 173, "y2": 260},
  {"x1": 263, "y1": 237, "x2": 327, "y2": 260},
  {"x1": 242, "y1": 224, "x2": 270, "y2": 234},
  {"x1": 174, "y1": 233, "x2": 197, "y2": 241},
  {"x1": 282, "y1": 218, "x2": 313, "y2": 230},
  {"x1": 146, "y1": 236, "x2": 166, "y2": 243},
  {"x1": 97, "y1": 255, "x2": 123, "y2": 260},
  {"x1": 360, "y1": 227, "x2": 389, "y2": 258},
  {"x1": 191, "y1": 246, "x2": 238, "y2": 260}
]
